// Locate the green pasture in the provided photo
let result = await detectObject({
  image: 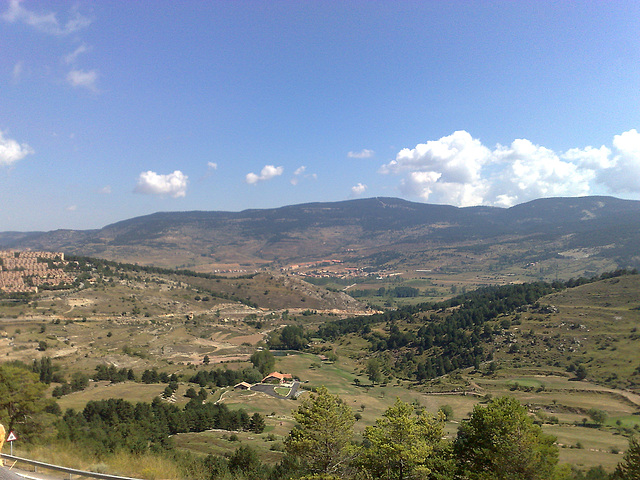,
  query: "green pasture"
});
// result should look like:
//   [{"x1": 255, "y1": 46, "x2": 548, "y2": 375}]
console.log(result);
[
  {"x1": 545, "y1": 424, "x2": 629, "y2": 470},
  {"x1": 173, "y1": 429, "x2": 285, "y2": 465},
  {"x1": 56, "y1": 382, "x2": 168, "y2": 410}
]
